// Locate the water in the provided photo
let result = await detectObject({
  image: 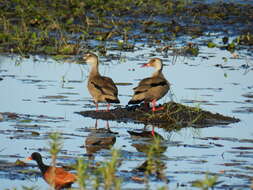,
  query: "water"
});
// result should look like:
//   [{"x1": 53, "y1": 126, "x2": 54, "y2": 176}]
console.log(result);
[{"x1": 0, "y1": 43, "x2": 253, "y2": 189}]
